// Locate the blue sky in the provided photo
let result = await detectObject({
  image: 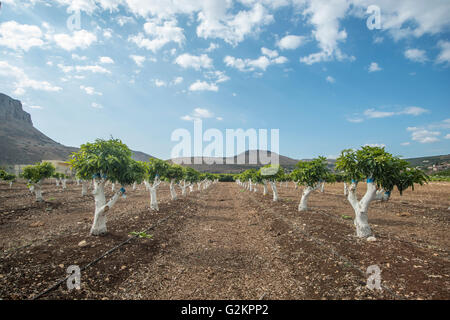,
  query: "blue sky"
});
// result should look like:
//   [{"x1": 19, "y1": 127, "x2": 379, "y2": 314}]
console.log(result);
[{"x1": 0, "y1": 0, "x2": 449, "y2": 160}]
